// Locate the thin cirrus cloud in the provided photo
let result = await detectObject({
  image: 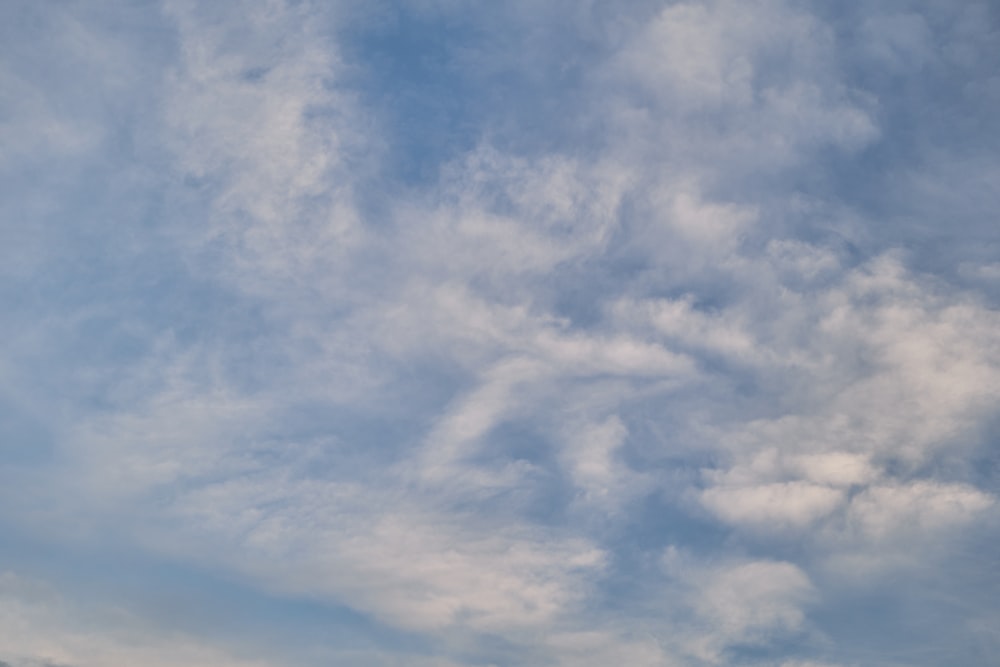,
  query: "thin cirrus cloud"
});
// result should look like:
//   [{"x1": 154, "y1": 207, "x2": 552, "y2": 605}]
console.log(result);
[{"x1": 0, "y1": 0, "x2": 998, "y2": 666}]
